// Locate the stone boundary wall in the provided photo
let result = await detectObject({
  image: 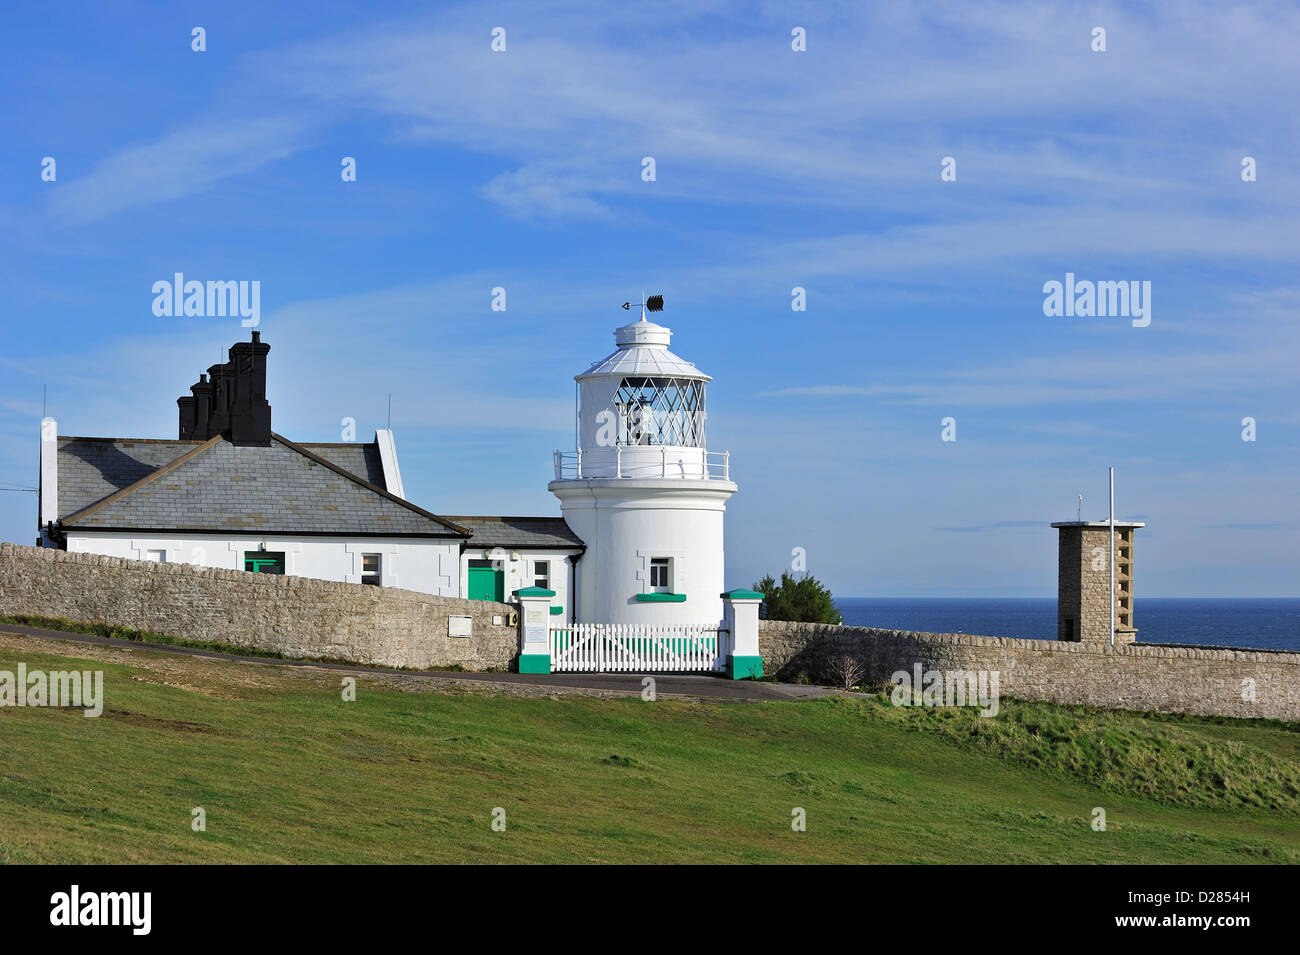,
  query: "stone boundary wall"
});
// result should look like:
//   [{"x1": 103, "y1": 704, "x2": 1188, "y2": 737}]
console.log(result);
[
  {"x1": 760, "y1": 620, "x2": 1300, "y2": 721},
  {"x1": 0, "y1": 543, "x2": 518, "y2": 670}
]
